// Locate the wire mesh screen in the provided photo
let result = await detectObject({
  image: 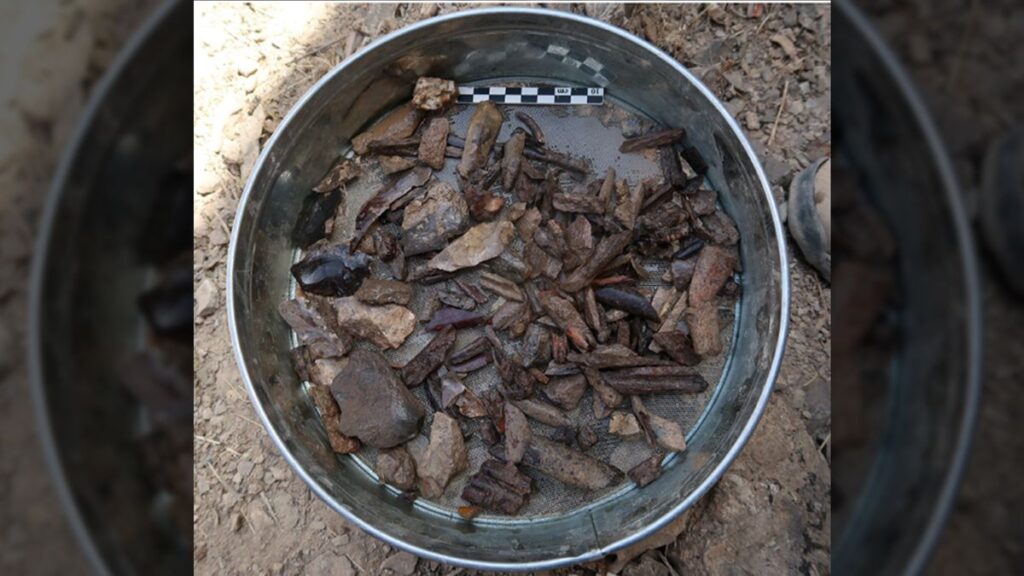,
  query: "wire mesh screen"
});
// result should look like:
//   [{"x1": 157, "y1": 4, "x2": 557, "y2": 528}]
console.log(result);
[{"x1": 293, "y1": 99, "x2": 735, "y2": 518}]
